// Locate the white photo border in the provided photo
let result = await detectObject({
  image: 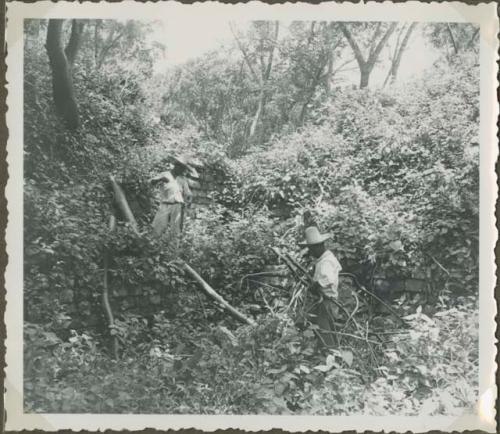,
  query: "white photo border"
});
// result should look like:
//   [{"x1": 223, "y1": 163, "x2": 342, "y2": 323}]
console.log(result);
[{"x1": 4, "y1": 1, "x2": 498, "y2": 431}]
